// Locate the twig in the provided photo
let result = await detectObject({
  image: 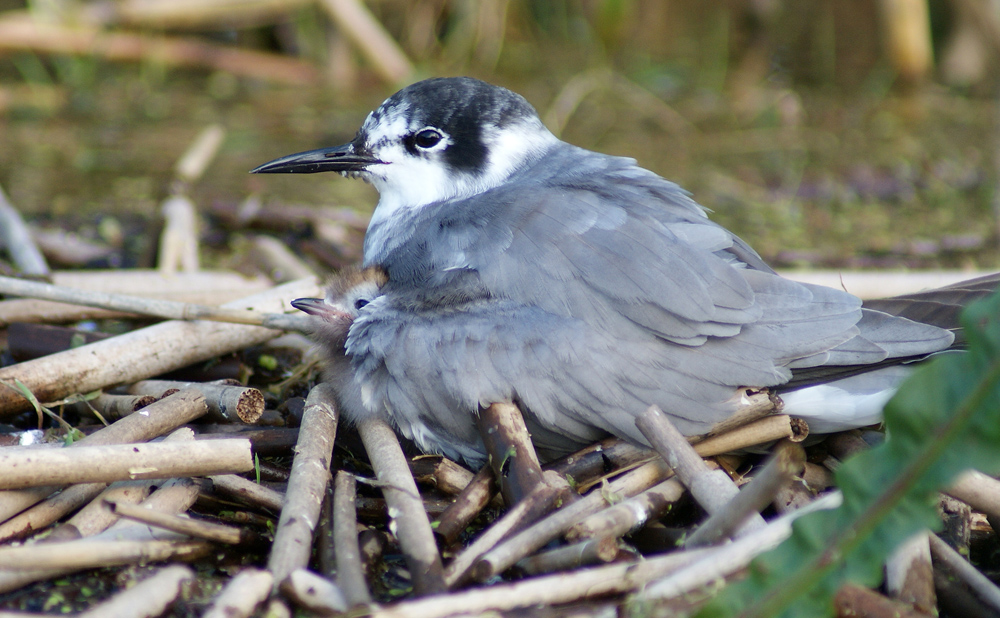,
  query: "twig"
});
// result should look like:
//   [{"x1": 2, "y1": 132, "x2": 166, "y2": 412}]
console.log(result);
[
  {"x1": 0, "y1": 12, "x2": 320, "y2": 85},
  {"x1": 157, "y1": 195, "x2": 200, "y2": 275},
  {"x1": 411, "y1": 456, "x2": 475, "y2": 496},
  {"x1": 57, "y1": 479, "x2": 155, "y2": 540},
  {"x1": 685, "y1": 439, "x2": 804, "y2": 547},
  {"x1": 107, "y1": 500, "x2": 253, "y2": 544},
  {"x1": 318, "y1": 0, "x2": 414, "y2": 84},
  {"x1": 0, "y1": 439, "x2": 253, "y2": 490},
  {"x1": 268, "y1": 383, "x2": 340, "y2": 584},
  {"x1": 203, "y1": 568, "x2": 273, "y2": 618},
  {"x1": 0, "y1": 278, "x2": 319, "y2": 418},
  {"x1": 371, "y1": 547, "x2": 713, "y2": 618},
  {"x1": 477, "y1": 401, "x2": 544, "y2": 505},
  {"x1": 357, "y1": 417, "x2": 446, "y2": 595},
  {"x1": 90, "y1": 393, "x2": 156, "y2": 421},
  {"x1": 0, "y1": 539, "x2": 211, "y2": 571},
  {"x1": 472, "y1": 458, "x2": 671, "y2": 581},
  {"x1": 280, "y1": 568, "x2": 348, "y2": 614},
  {"x1": 0, "y1": 269, "x2": 272, "y2": 326},
  {"x1": 249, "y1": 235, "x2": 317, "y2": 283},
  {"x1": 928, "y1": 532, "x2": 1000, "y2": 613},
  {"x1": 947, "y1": 469, "x2": 1000, "y2": 521},
  {"x1": 434, "y1": 465, "x2": 496, "y2": 545},
  {"x1": 174, "y1": 124, "x2": 225, "y2": 186},
  {"x1": 515, "y1": 536, "x2": 619, "y2": 576},
  {"x1": 0, "y1": 275, "x2": 312, "y2": 332},
  {"x1": 208, "y1": 474, "x2": 284, "y2": 512},
  {"x1": 636, "y1": 405, "x2": 764, "y2": 535},
  {"x1": 0, "y1": 389, "x2": 207, "y2": 525},
  {"x1": 333, "y1": 470, "x2": 372, "y2": 607},
  {"x1": 0, "y1": 184, "x2": 49, "y2": 276},
  {"x1": 886, "y1": 531, "x2": 936, "y2": 613},
  {"x1": 565, "y1": 478, "x2": 685, "y2": 542},
  {"x1": 545, "y1": 437, "x2": 653, "y2": 490},
  {"x1": 128, "y1": 379, "x2": 264, "y2": 424},
  {"x1": 446, "y1": 471, "x2": 568, "y2": 588},
  {"x1": 77, "y1": 564, "x2": 194, "y2": 618}
]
